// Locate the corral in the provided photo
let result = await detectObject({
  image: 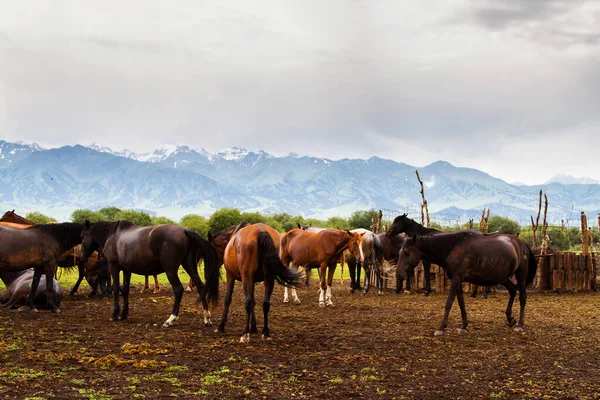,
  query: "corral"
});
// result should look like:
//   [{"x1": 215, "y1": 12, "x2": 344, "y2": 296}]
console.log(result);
[{"x1": 1, "y1": 277, "x2": 599, "y2": 399}]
